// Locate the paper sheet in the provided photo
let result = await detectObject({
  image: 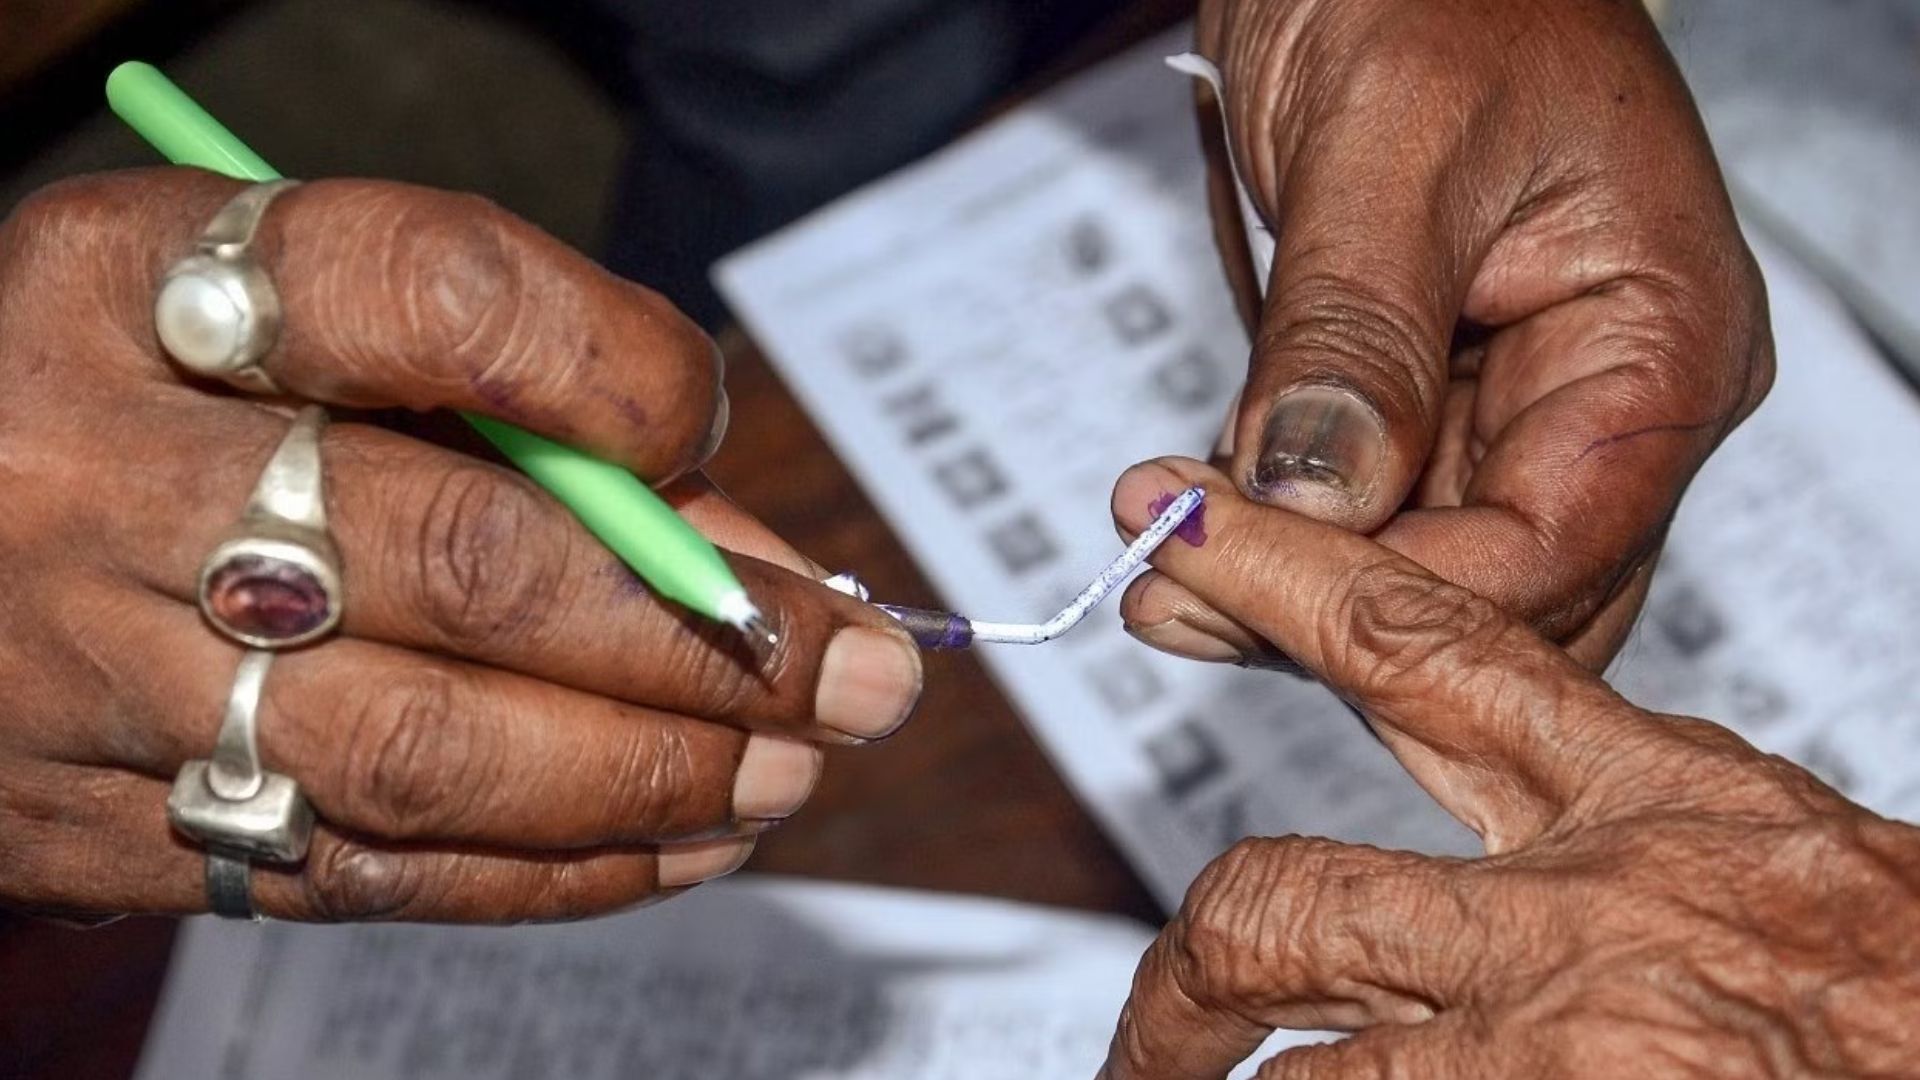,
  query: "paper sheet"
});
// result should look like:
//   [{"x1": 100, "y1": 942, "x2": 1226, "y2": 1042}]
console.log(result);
[
  {"x1": 1666, "y1": 0, "x2": 1920, "y2": 378},
  {"x1": 717, "y1": 29, "x2": 1920, "y2": 906},
  {"x1": 134, "y1": 876, "x2": 1321, "y2": 1079}
]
